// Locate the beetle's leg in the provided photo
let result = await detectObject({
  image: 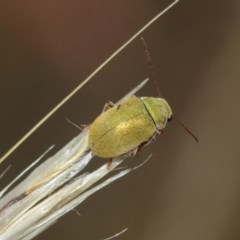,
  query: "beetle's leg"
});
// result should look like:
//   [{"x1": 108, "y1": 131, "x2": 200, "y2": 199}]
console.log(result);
[
  {"x1": 151, "y1": 129, "x2": 163, "y2": 141},
  {"x1": 145, "y1": 129, "x2": 163, "y2": 146},
  {"x1": 107, "y1": 159, "x2": 113, "y2": 168},
  {"x1": 125, "y1": 130, "x2": 164, "y2": 159},
  {"x1": 102, "y1": 101, "x2": 115, "y2": 112},
  {"x1": 134, "y1": 129, "x2": 164, "y2": 153},
  {"x1": 81, "y1": 124, "x2": 89, "y2": 128},
  {"x1": 126, "y1": 147, "x2": 139, "y2": 157},
  {"x1": 80, "y1": 124, "x2": 90, "y2": 131}
]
